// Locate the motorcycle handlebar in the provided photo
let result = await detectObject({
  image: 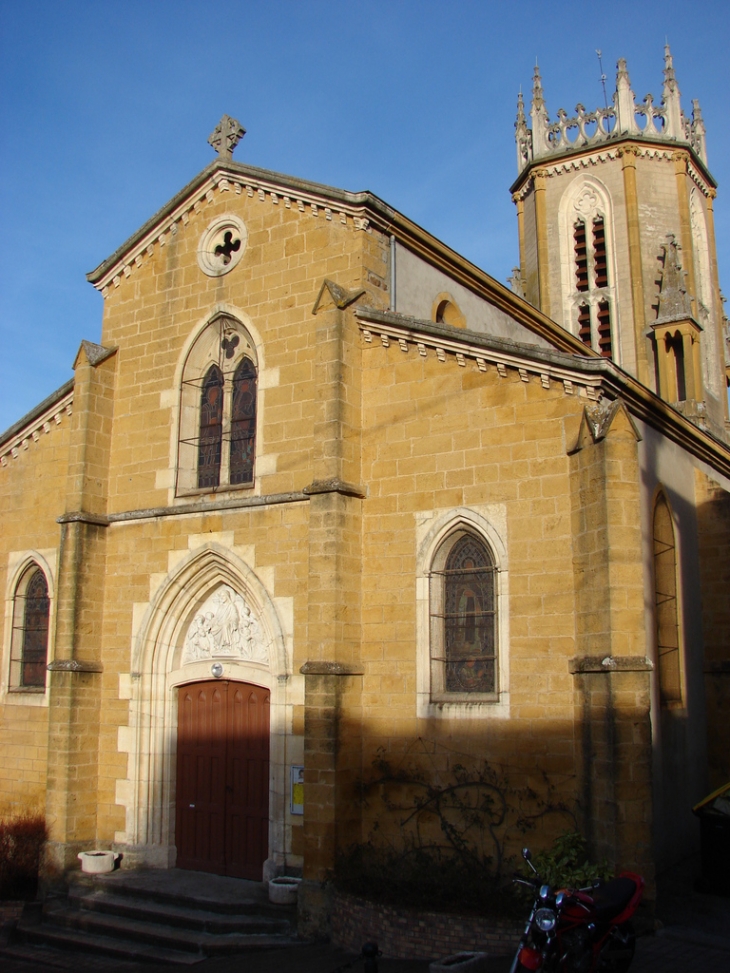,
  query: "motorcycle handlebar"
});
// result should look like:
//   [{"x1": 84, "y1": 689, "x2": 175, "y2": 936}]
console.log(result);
[{"x1": 512, "y1": 875, "x2": 540, "y2": 890}]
